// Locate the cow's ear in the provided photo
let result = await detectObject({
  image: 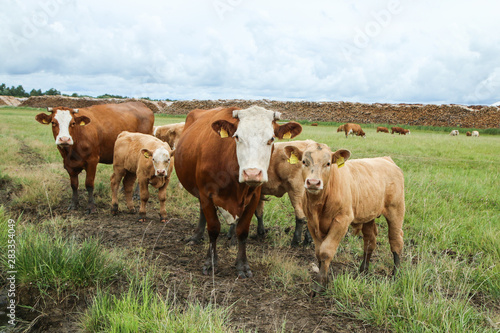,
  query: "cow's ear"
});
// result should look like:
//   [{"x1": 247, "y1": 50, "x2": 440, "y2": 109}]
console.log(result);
[
  {"x1": 141, "y1": 148, "x2": 153, "y2": 159},
  {"x1": 332, "y1": 149, "x2": 351, "y2": 167},
  {"x1": 169, "y1": 148, "x2": 175, "y2": 158},
  {"x1": 35, "y1": 113, "x2": 52, "y2": 125},
  {"x1": 274, "y1": 121, "x2": 302, "y2": 140},
  {"x1": 75, "y1": 116, "x2": 91, "y2": 126},
  {"x1": 212, "y1": 120, "x2": 237, "y2": 138},
  {"x1": 283, "y1": 146, "x2": 303, "y2": 165}
]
